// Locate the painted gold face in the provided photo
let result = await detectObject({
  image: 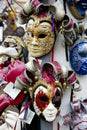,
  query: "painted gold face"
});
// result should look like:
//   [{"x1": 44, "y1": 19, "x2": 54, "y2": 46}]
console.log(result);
[{"x1": 25, "y1": 15, "x2": 56, "y2": 57}]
